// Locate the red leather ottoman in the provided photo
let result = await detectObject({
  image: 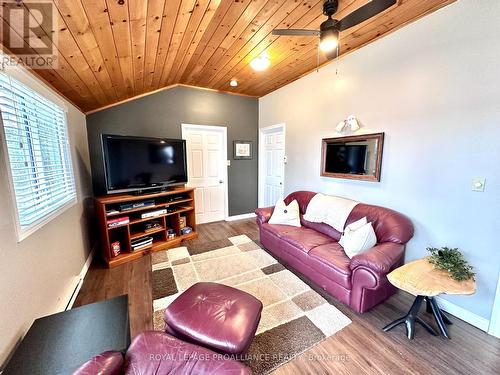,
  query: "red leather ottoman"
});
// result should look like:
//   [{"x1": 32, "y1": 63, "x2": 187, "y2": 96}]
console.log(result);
[{"x1": 164, "y1": 282, "x2": 263, "y2": 355}]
